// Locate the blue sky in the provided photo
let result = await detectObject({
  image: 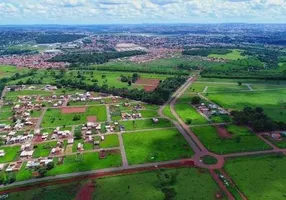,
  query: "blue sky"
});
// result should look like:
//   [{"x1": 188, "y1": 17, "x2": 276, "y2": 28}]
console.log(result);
[{"x1": 0, "y1": 0, "x2": 285, "y2": 24}]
